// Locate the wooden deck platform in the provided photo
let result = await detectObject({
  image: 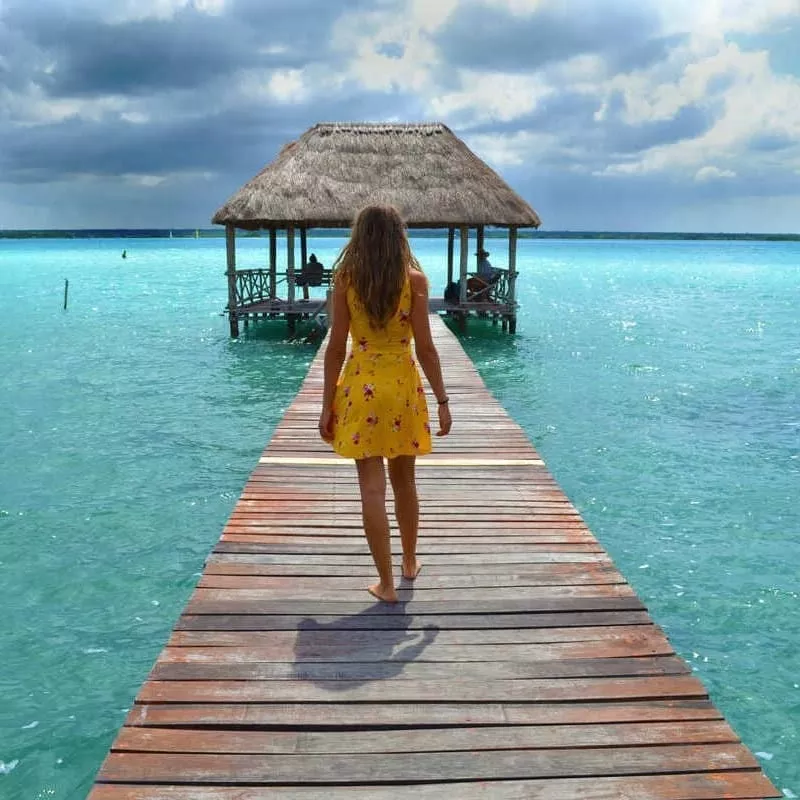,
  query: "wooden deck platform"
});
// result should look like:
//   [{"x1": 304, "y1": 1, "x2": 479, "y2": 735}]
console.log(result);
[
  {"x1": 235, "y1": 297, "x2": 516, "y2": 331},
  {"x1": 89, "y1": 317, "x2": 779, "y2": 799}
]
